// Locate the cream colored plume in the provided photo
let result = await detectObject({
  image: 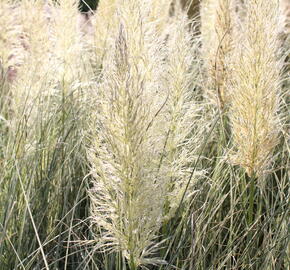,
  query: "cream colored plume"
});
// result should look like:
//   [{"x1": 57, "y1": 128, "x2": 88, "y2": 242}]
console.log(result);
[
  {"x1": 89, "y1": 0, "x2": 167, "y2": 267},
  {"x1": 200, "y1": 0, "x2": 235, "y2": 109},
  {"x1": 230, "y1": 0, "x2": 282, "y2": 177}
]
